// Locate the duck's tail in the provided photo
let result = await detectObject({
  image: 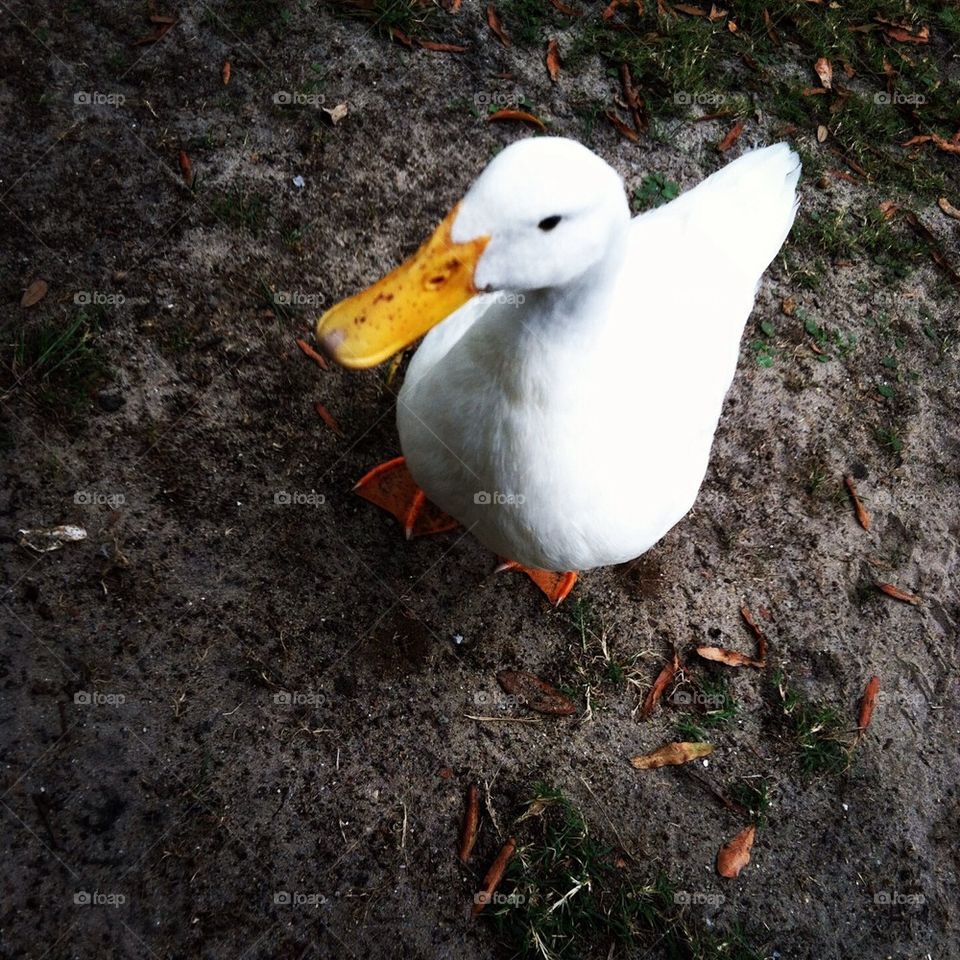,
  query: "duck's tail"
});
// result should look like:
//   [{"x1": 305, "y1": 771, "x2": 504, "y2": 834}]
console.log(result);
[{"x1": 664, "y1": 142, "x2": 801, "y2": 285}]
